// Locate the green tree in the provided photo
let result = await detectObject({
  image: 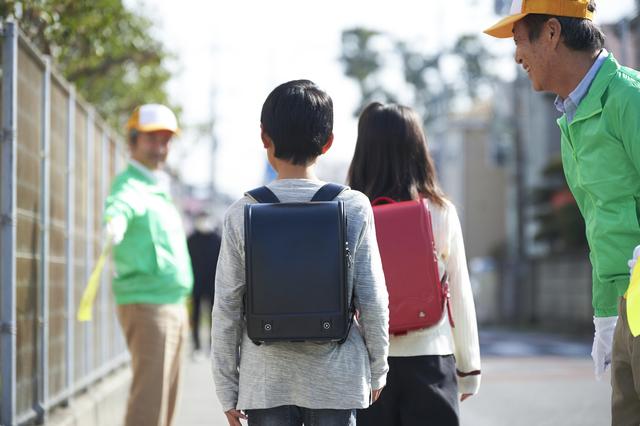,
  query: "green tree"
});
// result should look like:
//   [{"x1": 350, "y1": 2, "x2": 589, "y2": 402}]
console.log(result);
[
  {"x1": 1, "y1": 0, "x2": 176, "y2": 130},
  {"x1": 530, "y1": 157, "x2": 587, "y2": 252},
  {"x1": 452, "y1": 34, "x2": 493, "y2": 100},
  {"x1": 340, "y1": 28, "x2": 493, "y2": 123},
  {"x1": 395, "y1": 40, "x2": 444, "y2": 125},
  {"x1": 339, "y1": 28, "x2": 396, "y2": 116}
]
